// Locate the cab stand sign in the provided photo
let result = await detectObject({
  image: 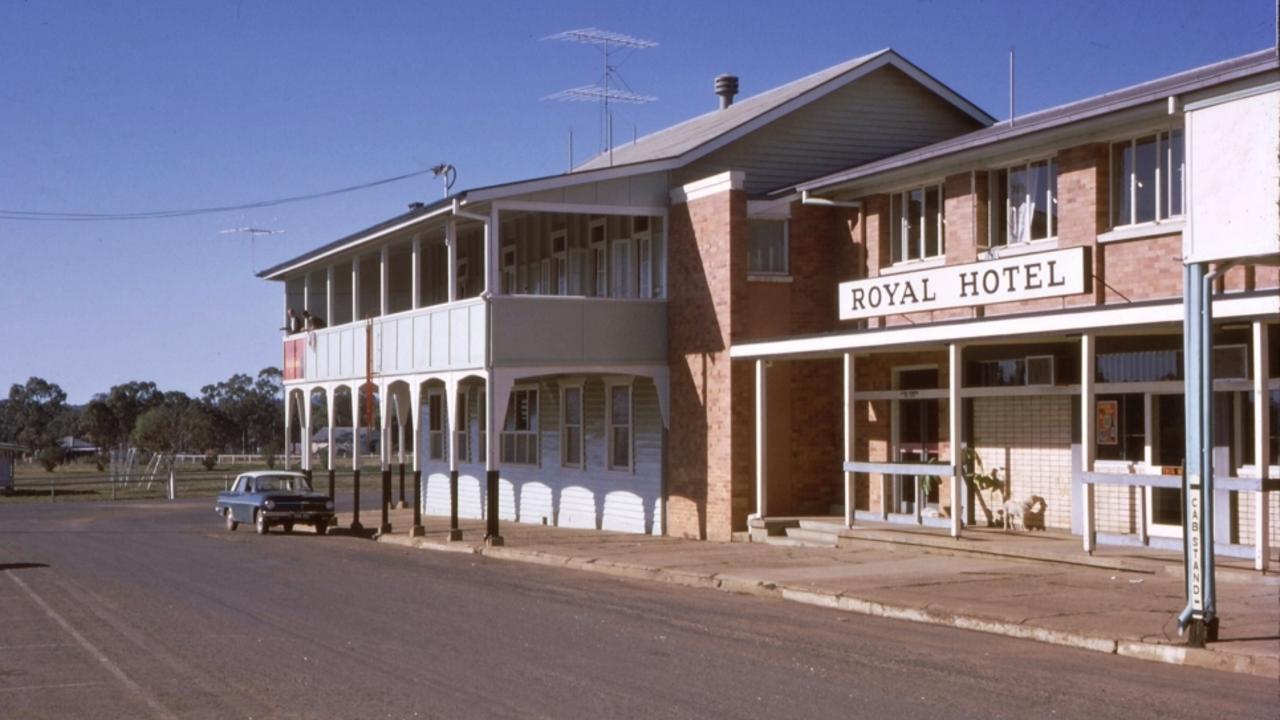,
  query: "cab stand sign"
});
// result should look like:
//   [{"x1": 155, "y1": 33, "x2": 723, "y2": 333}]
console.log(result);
[{"x1": 1186, "y1": 476, "x2": 1204, "y2": 613}]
